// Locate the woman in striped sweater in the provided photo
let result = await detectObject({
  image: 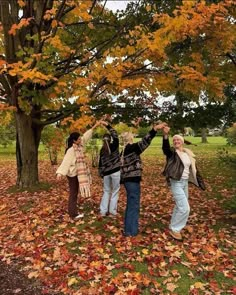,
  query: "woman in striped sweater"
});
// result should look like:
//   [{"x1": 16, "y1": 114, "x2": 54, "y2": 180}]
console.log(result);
[
  {"x1": 99, "y1": 121, "x2": 121, "y2": 218},
  {"x1": 120, "y1": 122, "x2": 166, "y2": 237}
]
